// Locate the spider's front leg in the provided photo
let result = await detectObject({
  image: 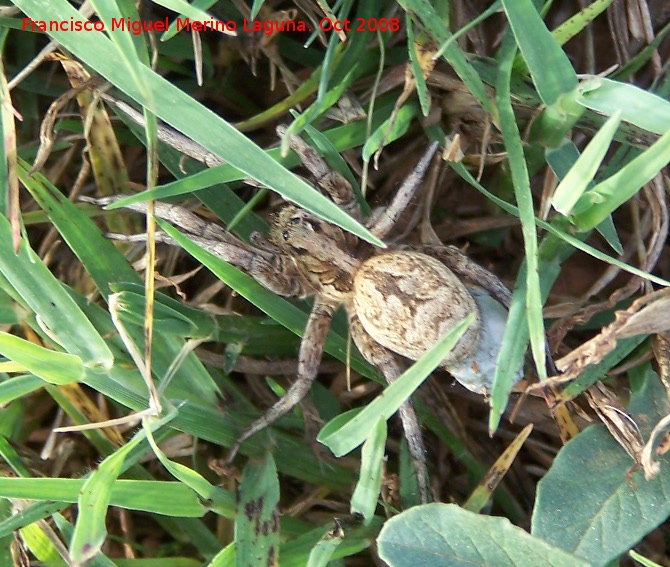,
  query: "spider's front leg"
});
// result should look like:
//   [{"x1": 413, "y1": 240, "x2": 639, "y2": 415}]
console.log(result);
[
  {"x1": 225, "y1": 298, "x2": 338, "y2": 464},
  {"x1": 88, "y1": 196, "x2": 310, "y2": 297},
  {"x1": 348, "y1": 313, "x2": 432, "y2": 504},
  {"x1": 277, "y1": 125, "x2": 362, "y2": 221},
  {"x1": 366, "y1": 142, "x2": 439, "y2": 239}
]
